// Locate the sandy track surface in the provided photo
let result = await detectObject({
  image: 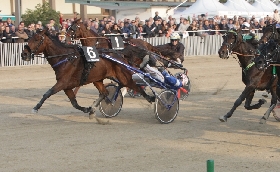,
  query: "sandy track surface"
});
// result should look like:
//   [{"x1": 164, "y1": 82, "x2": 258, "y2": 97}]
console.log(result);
[{"x1": 0, "y1": 55, "x2": 280, "y2": 172}]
